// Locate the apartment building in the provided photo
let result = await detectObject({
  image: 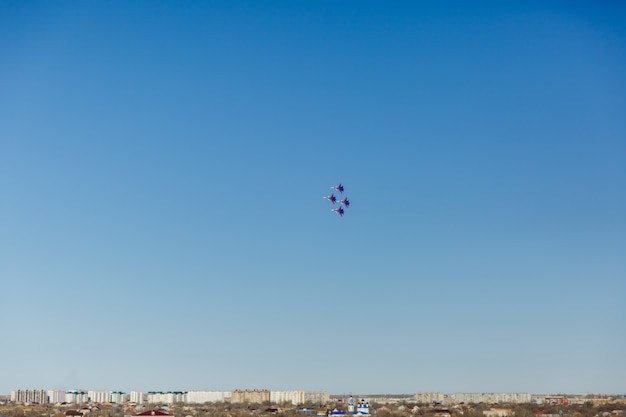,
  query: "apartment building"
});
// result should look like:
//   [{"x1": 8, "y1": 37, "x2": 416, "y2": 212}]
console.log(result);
[
  {"x1": 130, "y1": 391, "x2": 144, "y2": 404},
  {"x1": 270, "y1": 391, "x2": 306, "y2": 405},
  {"x1": 66, "y1": 390, "x2": 89, "y2": 404},
  {"x1": 146, "y1": 391, "x2": 186, "y2": 404},
  {"x1": 11, "y1": 390, "x2": 48, "y2": 404},
  {"x1": 452, "y1": 393, "x2": 531, "y2": 404},
  {"x1": 185, "y1": 391, "x2": 231, "y2": 403},
  {"x1": 305, "y1": 392, "x2": 330, "y2": 404},
  {"x1": 48, "y1": 390, "x2": 67, "y2": 404},
  {"x1": 89, "y1": 391, "x2": 112, "y2": 403},
  {"x1": 232, "y1": 389, "x2": 270, "y2": 404},
  {"x1": 414, "y1": 393, "x2": 445, "y2": 404}
]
